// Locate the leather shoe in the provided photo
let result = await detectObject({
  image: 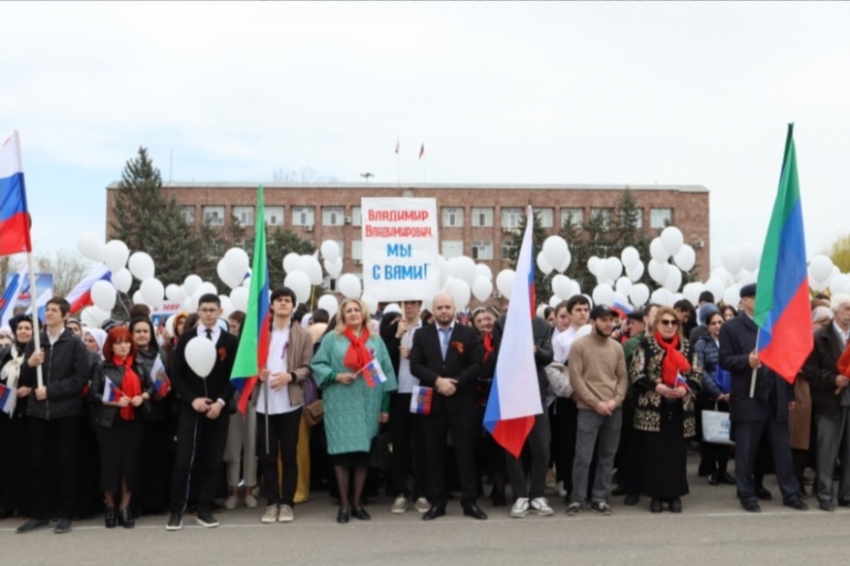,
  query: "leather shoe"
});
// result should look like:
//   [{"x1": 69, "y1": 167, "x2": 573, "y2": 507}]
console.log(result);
[
  {"x1": 741, "y1": 500, "x2": 761, "y2": 513},
  {"x1": 422, "y1": 506, "x2": 446, "y2": 521},
  {"x1": 838, "y1": 498, "x2": 850, "y2": 508},
  {"x1": 463, "y1": 504, "x2": 488, "y2": 520},
  {"x1": 351, "y1": 507, "x2": 371, "y2": 521},
  {"x1": 707, "y1": 473, "x2": 719, "y2": 486},
  {"x1": 819, "y1": 500, "x2": 834, "y2": 512},
  {"x1": 624, "y1": 494, "x2": 640, "y2": 506},
  {"x1": 119, "y1": 508, "x2": 134, "y2": 528},
  {"x1": 54, "y1": 518, "x2": 72, "y2": 534},
  {"x1": 650, "y1": 498, "x2": 663, "y2": 513},
  {"x1": 669, "y1": 498, "x2": 683, "y2": 513},
  {"x1": 719, "y1": 472, "x2": 736, "y2": 485},
  {"x1": 105, "y1": 507, "x2": 117, "y2": 529},
  {"x1": 337, "y1": 507, "x2": 350, "y2": 524},
  {"x1": 16, "y1": 518, "x2": 49, "y2": 534},
  {"x1": 784, "y1": 498, "x2": 808, "y2": 511},
  {"x1": 755, "y1": 486, "x2": 773, "y2": 501}
]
